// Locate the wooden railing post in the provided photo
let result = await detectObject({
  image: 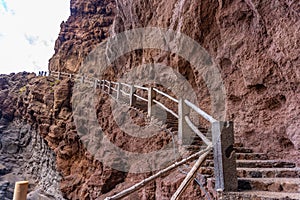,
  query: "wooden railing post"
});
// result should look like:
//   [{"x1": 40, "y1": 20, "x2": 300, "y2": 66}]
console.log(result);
[
  {"x1": 178, "y1": 99, "x2": 193, "y2": 145},
  {"x1": 212, "y1": 121, "x2": 237, "y2": 192},
  {"x1": 117, "y1": 82, "x2": 121, "y2": 100},
  {"x1": 108, "y1": 81, "x2": 111, "y2": 94},
  {"x1": 147, "y1": 87, "x2": 155, "y2": 117},
  {"x1": 102, "y1": 80, "x2": 105, "y2": 91},
  {"x1": 94, "y1": 79, "x2": 98, "y2": 89},
  {"x1": 13, "y1": 181, "x2": 28, "y2": 200},
  {"x1": 129, "y1": 85, "x2": 136, "y2": 107}
]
